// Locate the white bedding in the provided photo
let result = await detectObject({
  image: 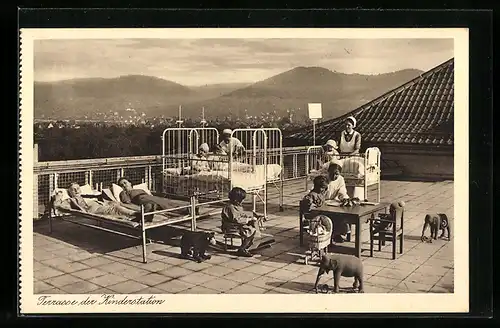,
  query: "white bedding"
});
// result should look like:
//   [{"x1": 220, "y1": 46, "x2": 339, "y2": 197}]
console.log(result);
[
  {"x1": 307, "y1": 156, "x2": 380, "y2": 187},
  {"x1": 163, "y1": 164, "x2": 282, "y2": 191},
  {"x1": 309, "y1": 158, "x2": 366, "y2": 179},
  {"x1": 164, "y1": 161, "x2": 255, "y2": 176}
]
